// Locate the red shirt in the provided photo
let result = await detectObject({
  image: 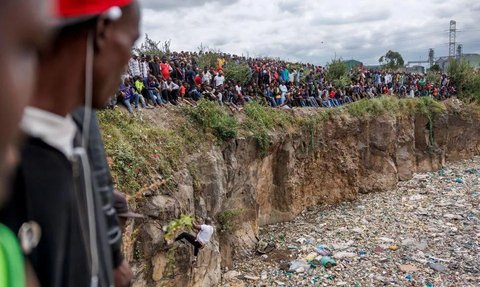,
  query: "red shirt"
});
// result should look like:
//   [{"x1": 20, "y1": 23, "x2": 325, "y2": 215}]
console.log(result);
[
  {"x1": 180, "y1": 85, "x2": 186, "y2": 96},
  {"x1": 160, "y1": 63, "x2": 170, "y2": 80},
  {"x1": 194, "y1": 75, "x2": 202, "y2": 86}
]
